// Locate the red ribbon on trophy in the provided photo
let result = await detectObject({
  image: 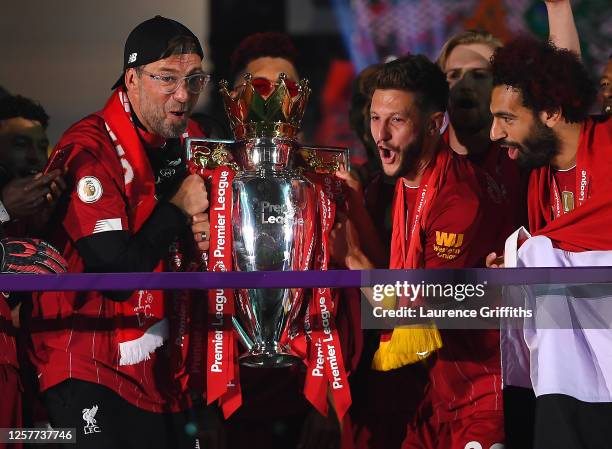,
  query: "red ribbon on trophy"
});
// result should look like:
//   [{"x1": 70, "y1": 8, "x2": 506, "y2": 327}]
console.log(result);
[
  {"x1": 291, "y1": 172, "x2": 352, "y2": 420},
  {"x1": 187, "y1": 155, "x2": 242, "y2": 418},
  {"x1": 205, "y1": 166, "x2": 242, "y2": 417}
]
